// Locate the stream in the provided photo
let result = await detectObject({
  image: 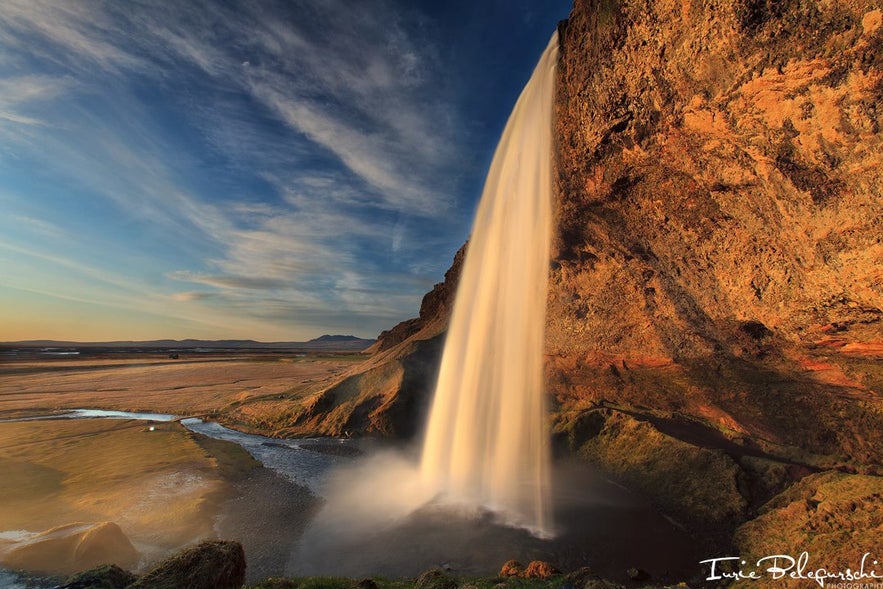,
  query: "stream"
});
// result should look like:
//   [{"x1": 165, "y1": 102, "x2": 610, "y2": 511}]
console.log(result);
[
  {"x1": 0, "y1": 409, "x2": 354, "y2": 495},
  {"x1": 0, "y1": 410, "x2": 704, "y2": 585},
  {"x1": 180, "y1": 417, "x2": 355, "y2": 495}
]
